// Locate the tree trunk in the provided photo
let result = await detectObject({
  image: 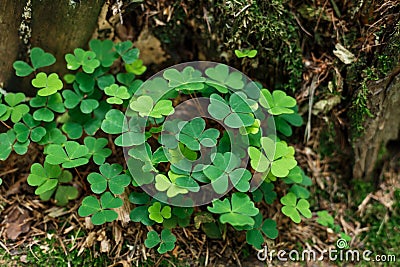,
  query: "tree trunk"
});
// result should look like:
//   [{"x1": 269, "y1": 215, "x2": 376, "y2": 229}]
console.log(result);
[
  {"x1": 353, "y1": 30, "x2": 400, "y2": 180},
  {"x1": 0, "y1": 1, "x2": 25, "y2": 90},
  {"x1": 2, "y1": 0, "x2": 105, "y2": 95}
]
